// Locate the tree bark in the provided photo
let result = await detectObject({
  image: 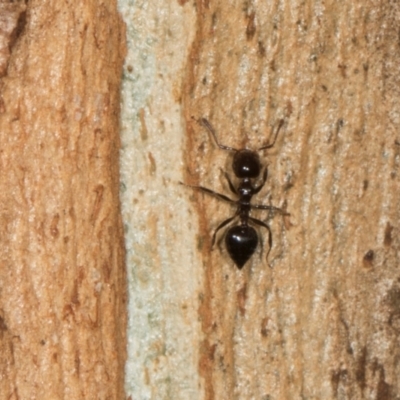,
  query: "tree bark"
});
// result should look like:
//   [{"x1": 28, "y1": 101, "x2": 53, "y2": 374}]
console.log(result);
[
  {"x1": 0, "y1": 1, "x2": 127, "y2": 399},
  {"x1": 183, "y1": 1, "x2": 400, "y2": 398},
  {"x1": 122, "y1": 0, "x2": 400, "y2": 399}
]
